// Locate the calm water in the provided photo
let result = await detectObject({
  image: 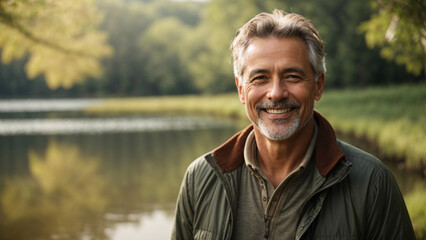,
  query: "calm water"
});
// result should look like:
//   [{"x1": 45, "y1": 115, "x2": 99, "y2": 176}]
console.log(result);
[{"x1": 0, "y1": 99, "x2": 422, "y2": 240}]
